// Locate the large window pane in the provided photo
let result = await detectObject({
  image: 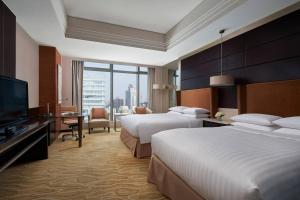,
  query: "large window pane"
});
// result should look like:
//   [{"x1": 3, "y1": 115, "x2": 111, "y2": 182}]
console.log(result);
[
  {"x1": 82, "y1": 70, "x2": 111, "y2": 116},
  {"x1": 113, "y1": 73, "x2": 137, "y2": 113},
  {"x1": 84, "y1": 62, "x2": 110, "y2": 69},
  {"x1": 139, "y1": 67, "x2": 148, "y2": 72},
  {"x1": 113, "y1": 64, "x2": 137, "y2": 72},
  {"x1": 139, "y1": 74, "x2": 148, "y2": 107},
  {"x1": 82, "y1": 62, "x2": 149, "y2": 120}
]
